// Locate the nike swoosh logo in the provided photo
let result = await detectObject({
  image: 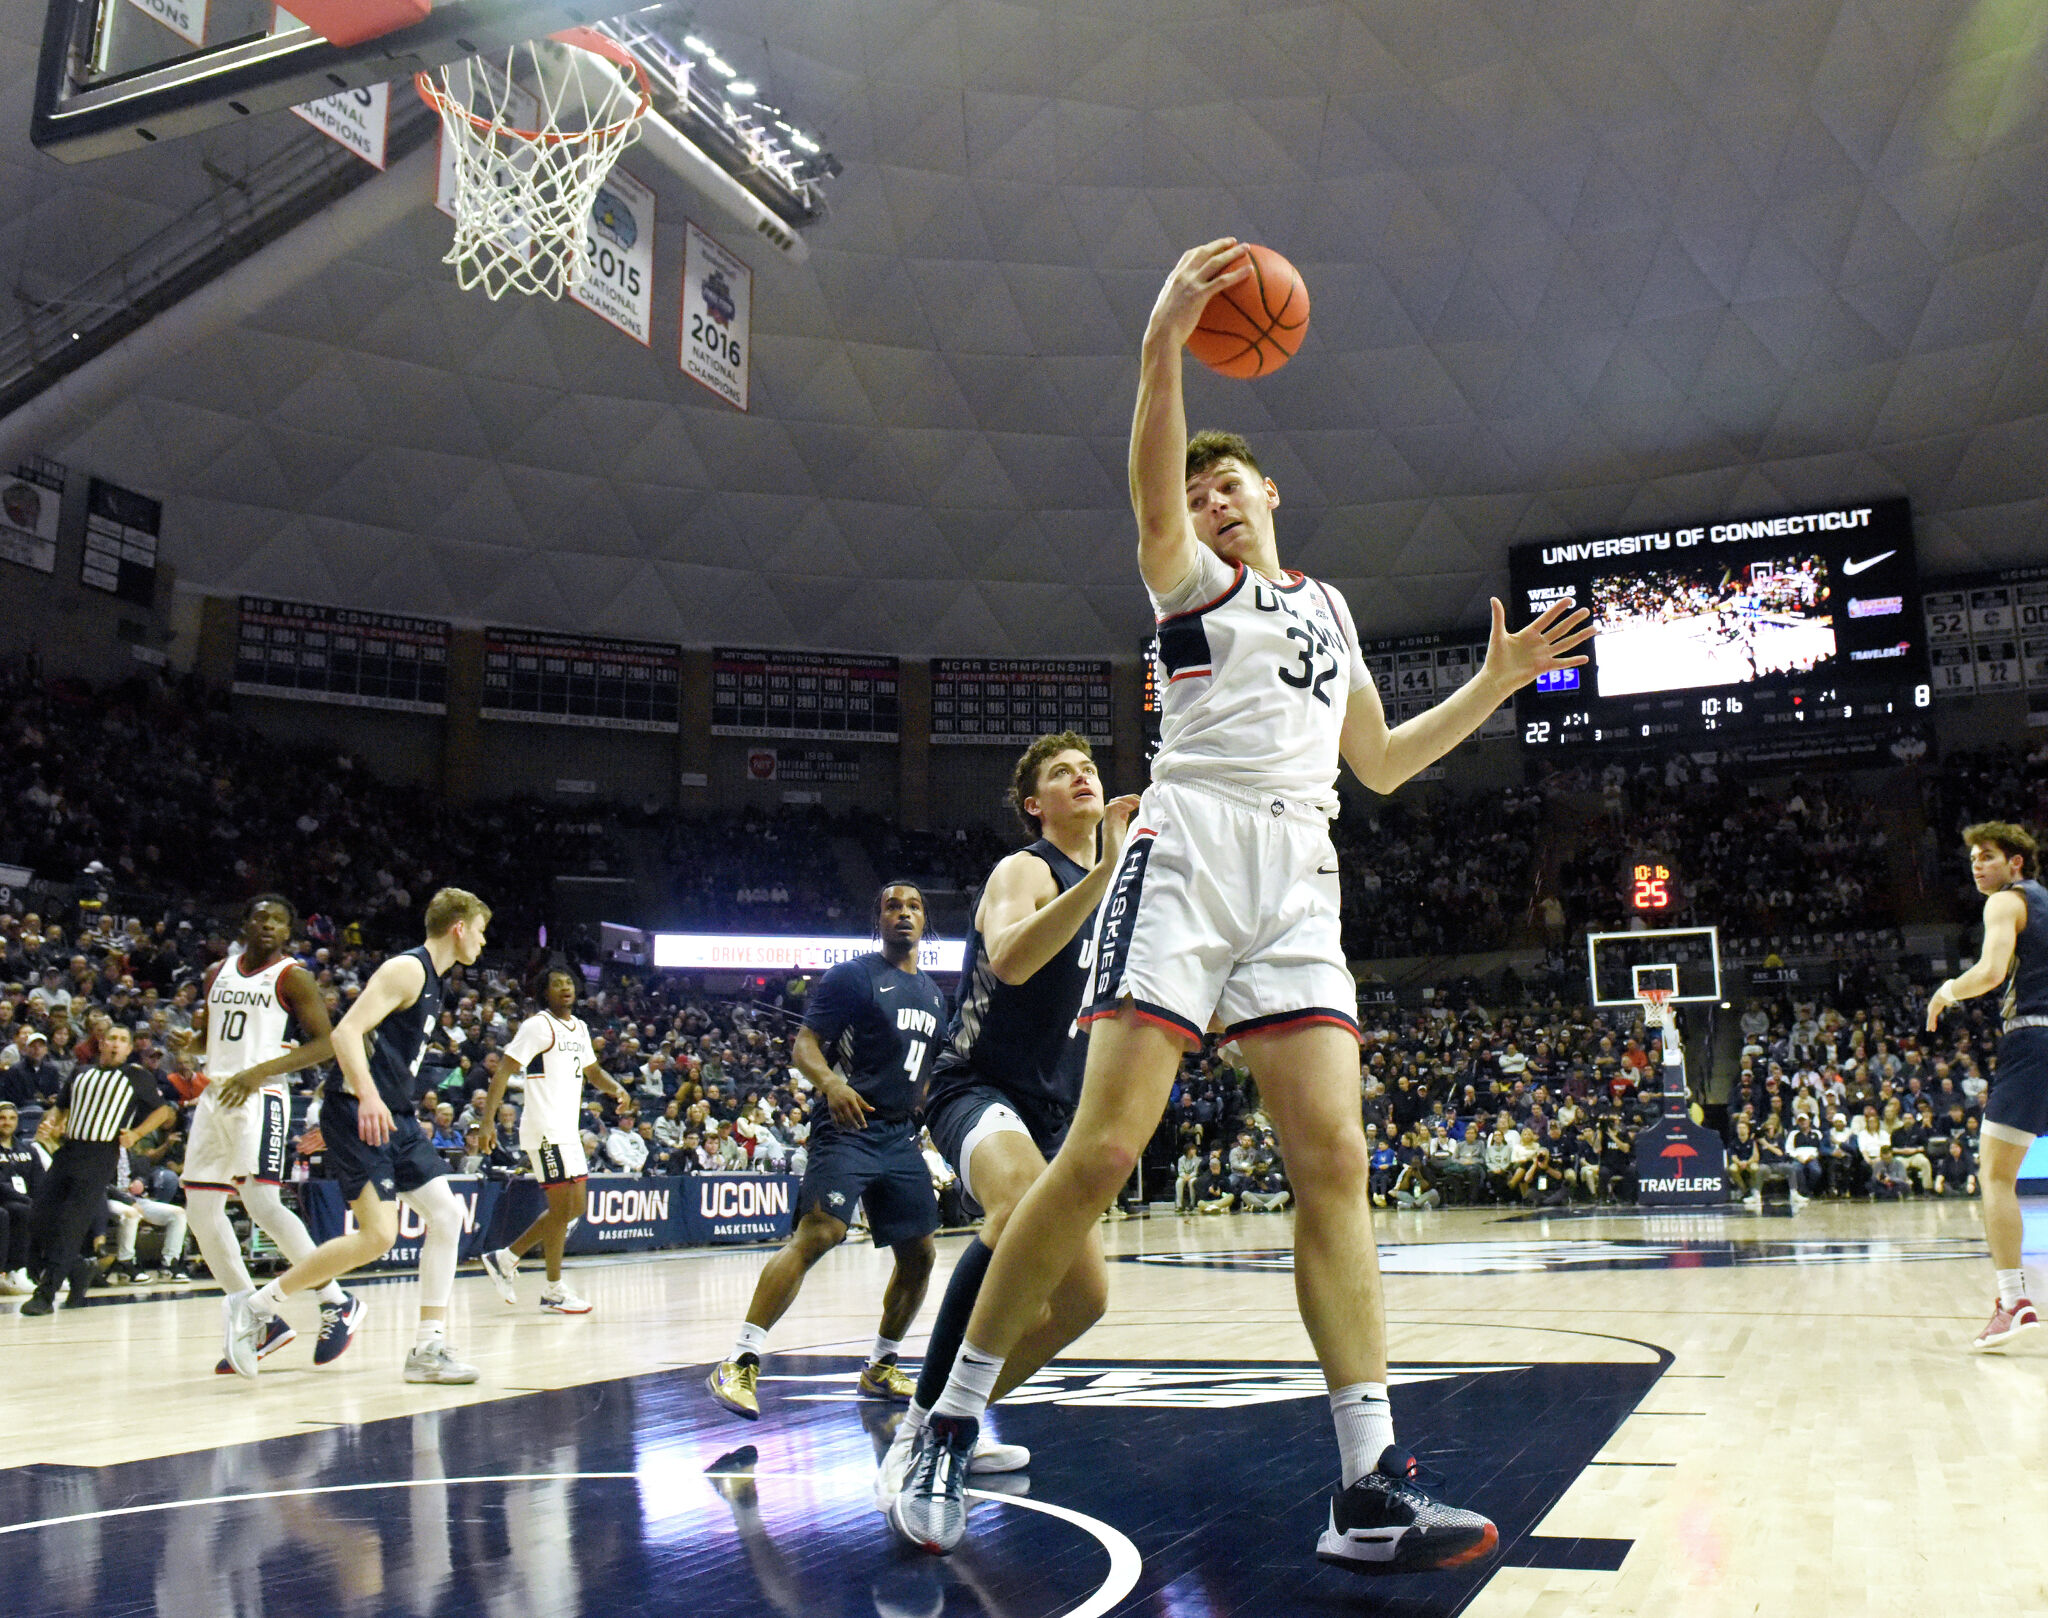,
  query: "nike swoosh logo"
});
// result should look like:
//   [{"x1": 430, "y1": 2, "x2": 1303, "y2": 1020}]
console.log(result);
[
  {"x1": 1842, "y1": 552, "x2": 1895, "y2": 575},
  {"x1": 1316, "y1": 865, "x2": 1339, "y2": 875}
]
